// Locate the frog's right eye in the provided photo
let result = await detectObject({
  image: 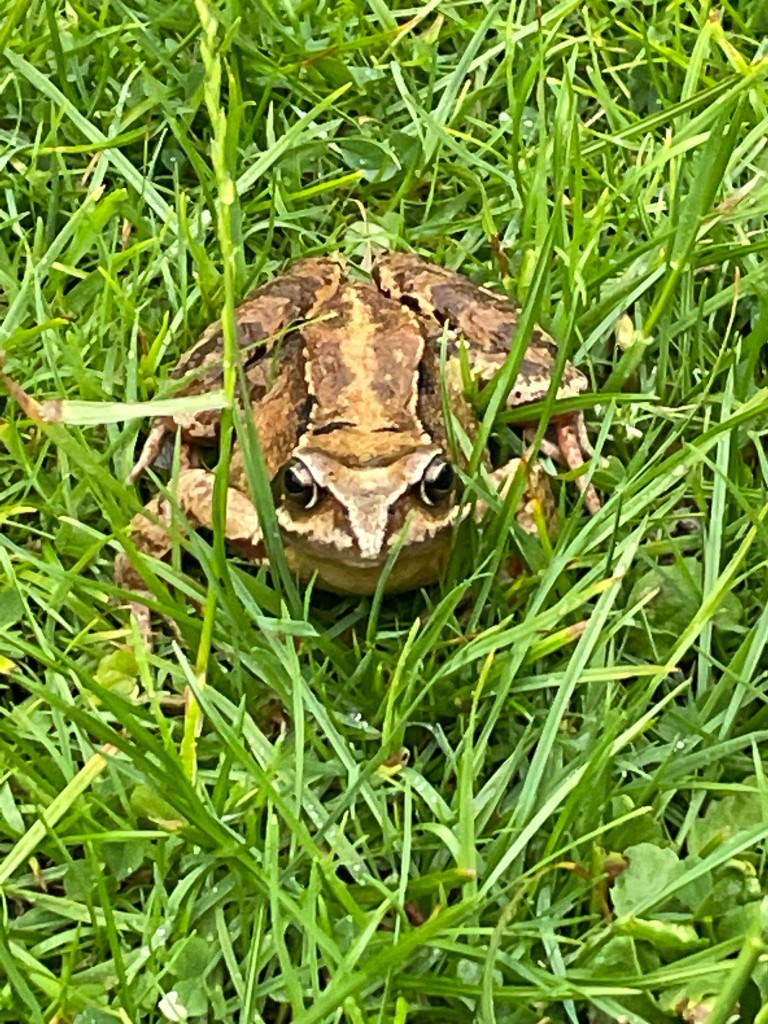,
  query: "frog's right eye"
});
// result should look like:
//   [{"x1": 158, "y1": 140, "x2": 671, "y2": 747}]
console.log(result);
[{"x1": 282, "y1": 459, "x2": 320, "y2": 510}]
